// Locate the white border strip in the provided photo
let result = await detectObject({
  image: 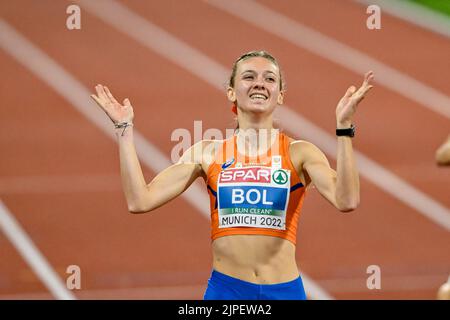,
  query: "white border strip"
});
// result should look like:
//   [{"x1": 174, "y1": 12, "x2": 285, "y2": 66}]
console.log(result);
[
  {"x1": 0, "y1": 19, "x2": 332, "y2": 300},
  {"x1": 206, "y1": 0, "x2": 450, "y2": 119},
  {"x1": 77, "y1": 0, "x2": 450, "y2": 230},
  {"x1": 0, "y1": 201, "x2": 75, "y2": 300},
  {"x1": 356, "y1": 0, "x2": 450, "y2": 39}
]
